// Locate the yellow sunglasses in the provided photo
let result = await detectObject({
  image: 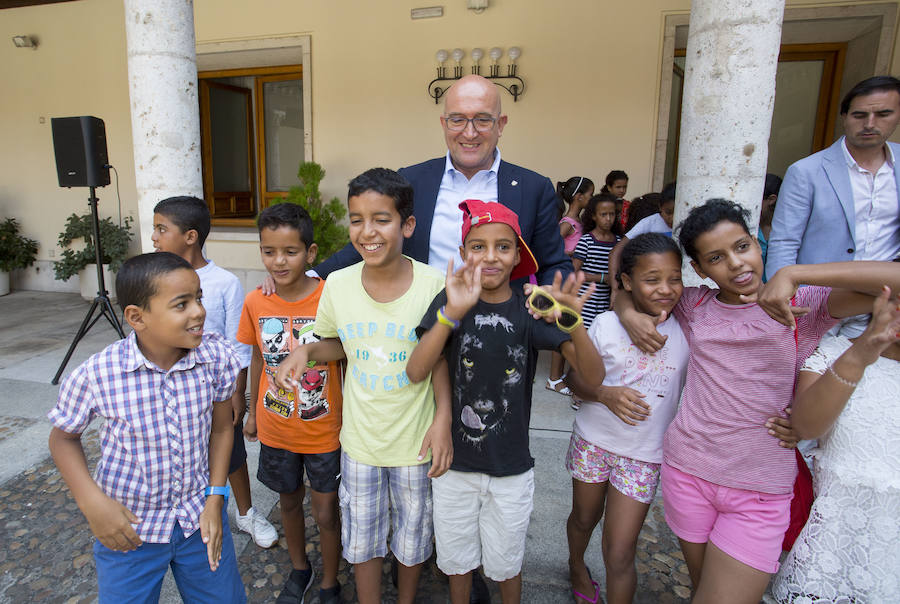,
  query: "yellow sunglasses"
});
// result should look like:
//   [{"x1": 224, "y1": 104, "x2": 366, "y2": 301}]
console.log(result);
[{"x1": 526, "y1": 286, "x2": 583, "y2": 333}]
